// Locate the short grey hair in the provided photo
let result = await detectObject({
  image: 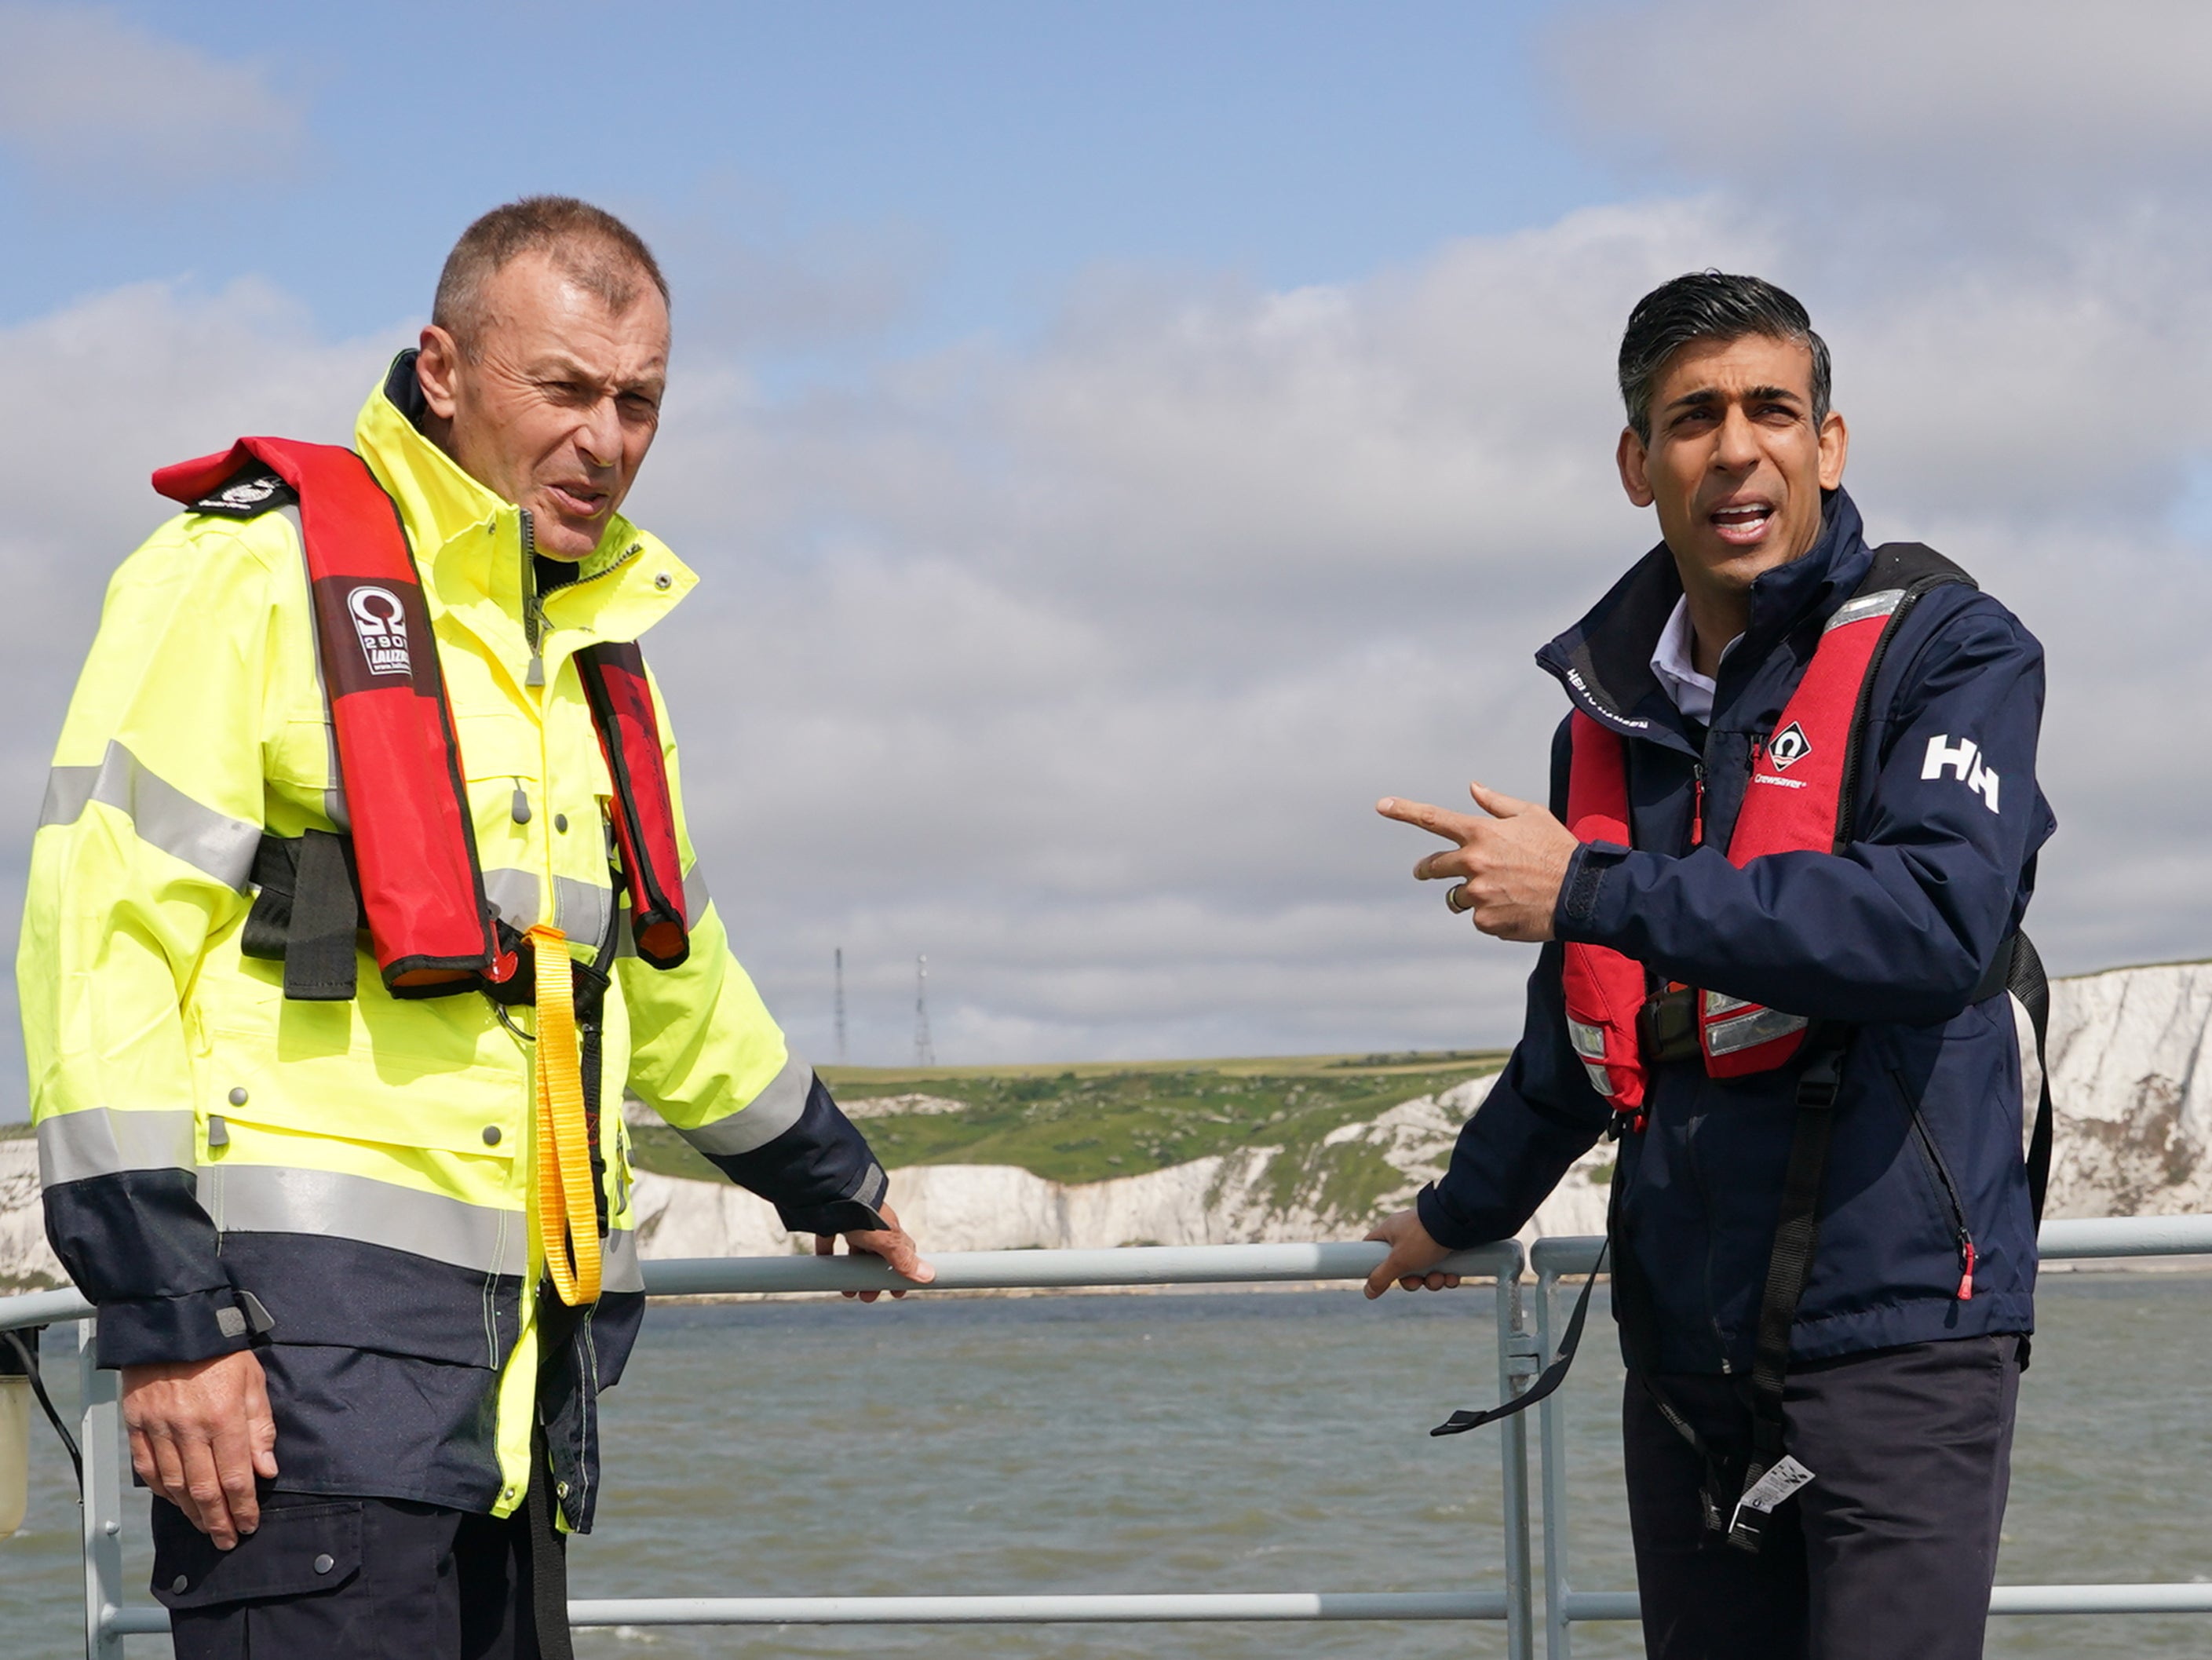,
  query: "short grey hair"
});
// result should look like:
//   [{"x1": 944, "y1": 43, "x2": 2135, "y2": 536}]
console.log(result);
[{"x1": 432, "y1": 195, "x2": 668, "y2": 355}]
